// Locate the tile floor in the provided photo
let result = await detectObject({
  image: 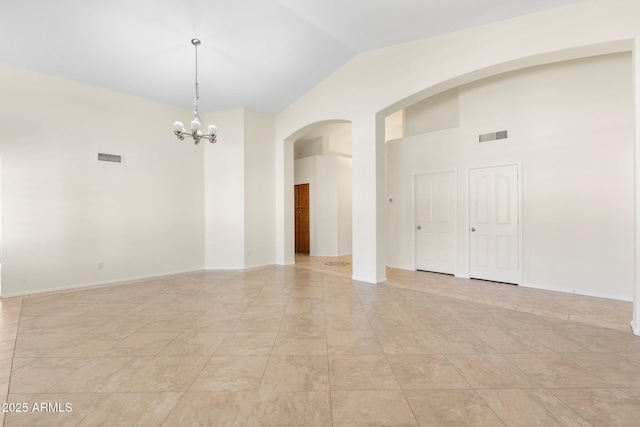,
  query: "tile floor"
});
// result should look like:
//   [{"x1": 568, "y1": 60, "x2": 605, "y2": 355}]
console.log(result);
[{"x1": 0, "y1": 255, "x2": 638, "y2": 426}]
